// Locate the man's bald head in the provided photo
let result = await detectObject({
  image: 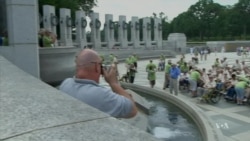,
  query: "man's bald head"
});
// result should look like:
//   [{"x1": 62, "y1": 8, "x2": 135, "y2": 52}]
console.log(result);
[
  {"x1": 75, "y1": 49, "x2": 102, "y2": 81},
  {"x1": 76, "y1": 49, "x2": 101, "y2": 66}
]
